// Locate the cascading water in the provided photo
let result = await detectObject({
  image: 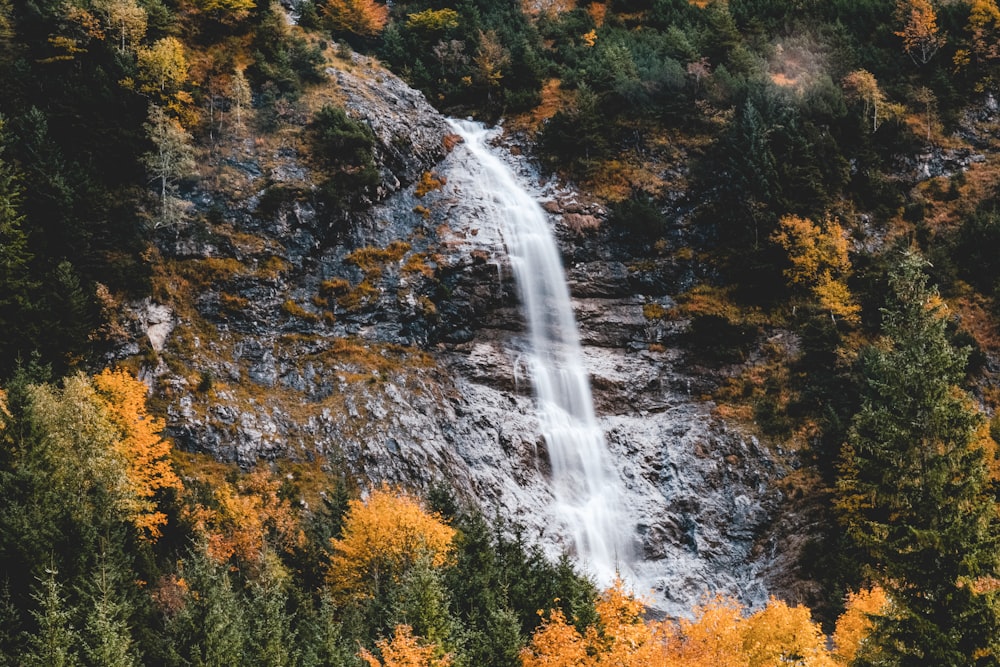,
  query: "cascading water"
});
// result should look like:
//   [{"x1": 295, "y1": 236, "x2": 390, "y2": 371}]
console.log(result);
[{"x1": 447, "y1": 119, "x2": 633, "y2": 587}]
